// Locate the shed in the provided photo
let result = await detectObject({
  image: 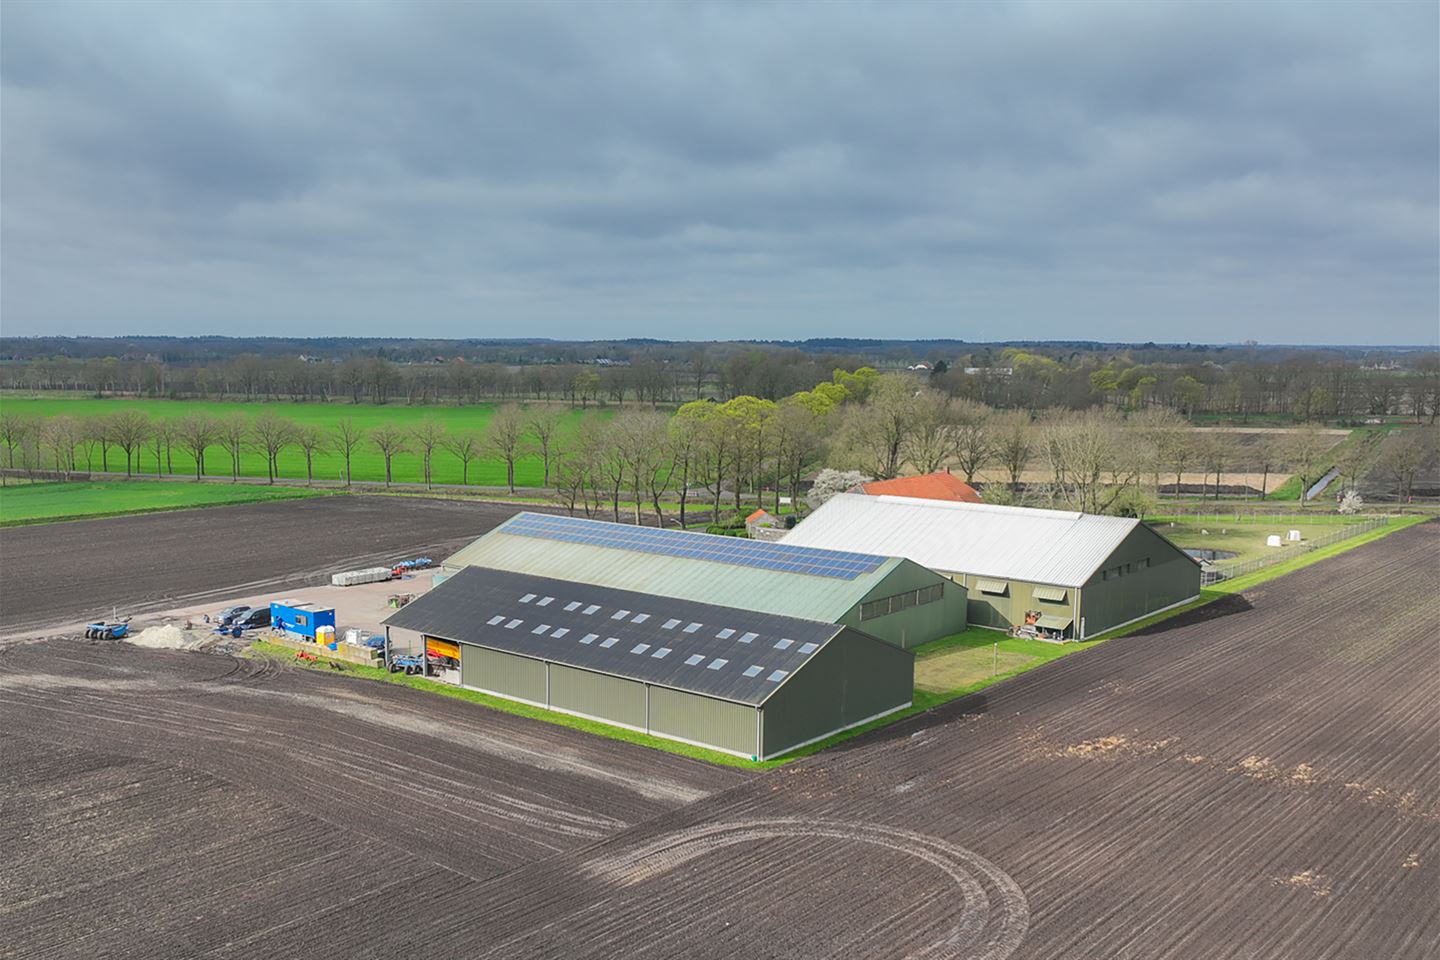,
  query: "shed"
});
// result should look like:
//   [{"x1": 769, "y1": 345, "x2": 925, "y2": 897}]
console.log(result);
[
  {"x1": 782, "y1": 494, "x2": 1200, "y2": 639},
  {"x1": 269, "y1": 600, "x2": 336, "y2": 640},
  {"x1": 441, "y1": 512, "x2": 965, "y2": 650},
  {"x1": 383, "y1": 567, "x2": 913, "y2": 760}
]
